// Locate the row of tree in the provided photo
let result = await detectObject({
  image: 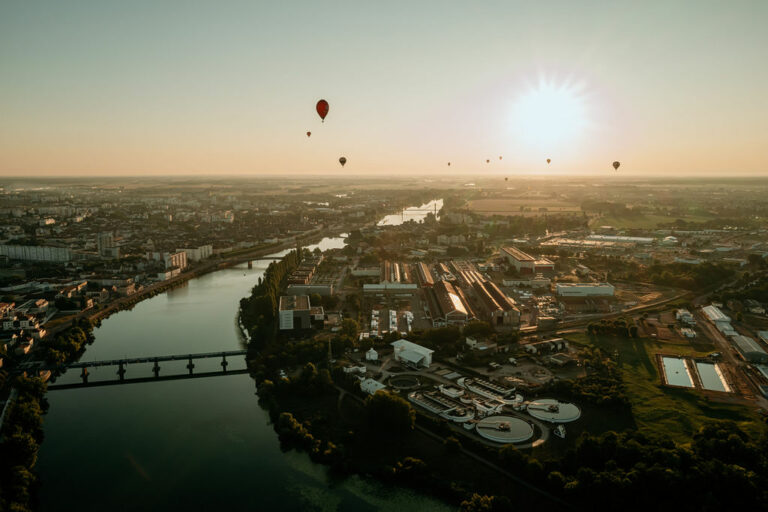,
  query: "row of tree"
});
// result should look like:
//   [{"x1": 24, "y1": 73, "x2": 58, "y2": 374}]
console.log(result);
[
  {"x1": 586, "y1": 318, "x2": 639, "y2": 338},
  {"x1": 240, "y1": 249, "x2": 301, "y2": 352}
]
